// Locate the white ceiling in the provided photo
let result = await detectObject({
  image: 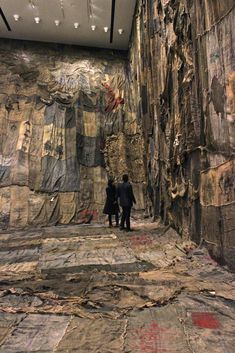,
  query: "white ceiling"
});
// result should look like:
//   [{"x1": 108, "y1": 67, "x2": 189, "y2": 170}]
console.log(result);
[{"x1": 0, "y1": 0, "x2": 136, "y2": 50}]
